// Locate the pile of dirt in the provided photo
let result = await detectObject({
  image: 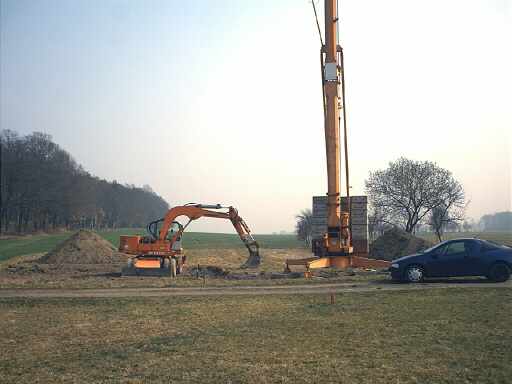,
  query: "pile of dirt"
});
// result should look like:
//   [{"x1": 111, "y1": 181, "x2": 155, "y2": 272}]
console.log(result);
[
  {"x1": 186, "y1": 265, "x2": 229, "y2": 277},
  {"x1": 369, "y1": 227, "x2": 433, "y2": 261},
  {"x1": 5, "y1": 264, "x2": 47, "y2": 274},
  {"x1": 39, "y1": 229, "x2": 125, "y2": 264}
]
